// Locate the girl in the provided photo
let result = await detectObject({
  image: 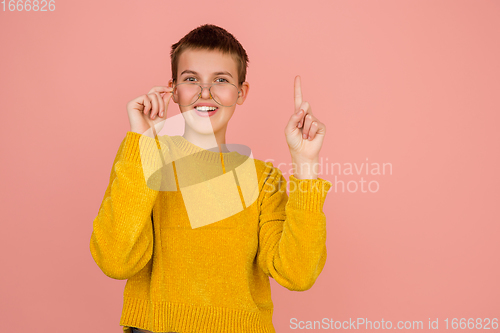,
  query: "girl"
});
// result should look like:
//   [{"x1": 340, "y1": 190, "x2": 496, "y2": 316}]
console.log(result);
[{"x1": 90, "y1": 24, "x2": 331, "y2": 333}]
